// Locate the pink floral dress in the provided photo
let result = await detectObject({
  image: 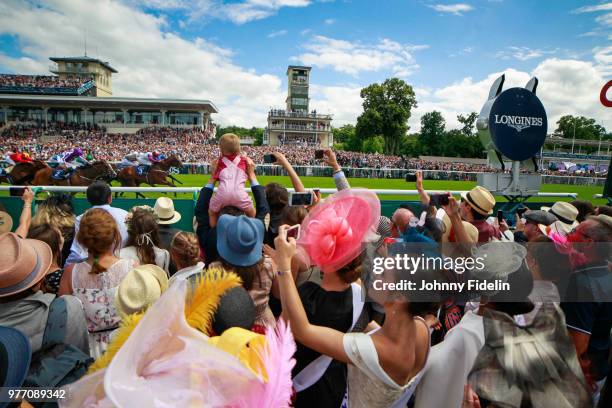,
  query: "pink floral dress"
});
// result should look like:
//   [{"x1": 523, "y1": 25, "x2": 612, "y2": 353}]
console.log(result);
[{"x1": 72, "y1": 259, "x2": 137, "y2": 358}]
